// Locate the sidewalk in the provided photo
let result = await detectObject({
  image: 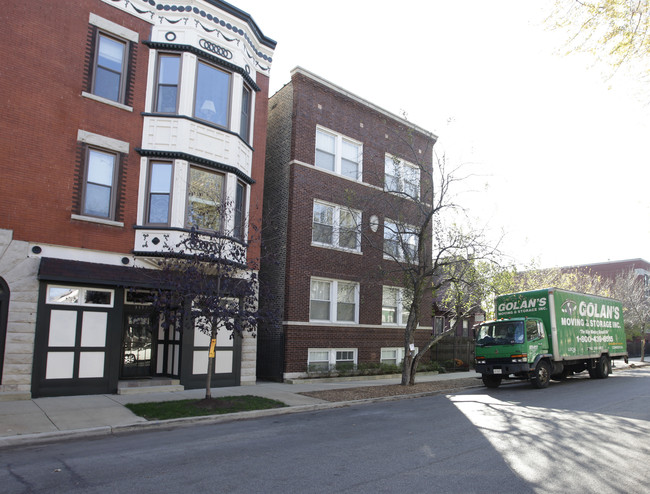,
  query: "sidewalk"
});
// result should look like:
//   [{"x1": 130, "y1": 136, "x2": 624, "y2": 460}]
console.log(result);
[{"x1": 1, "y1": 359, "x2": 646, "y2": 448}]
